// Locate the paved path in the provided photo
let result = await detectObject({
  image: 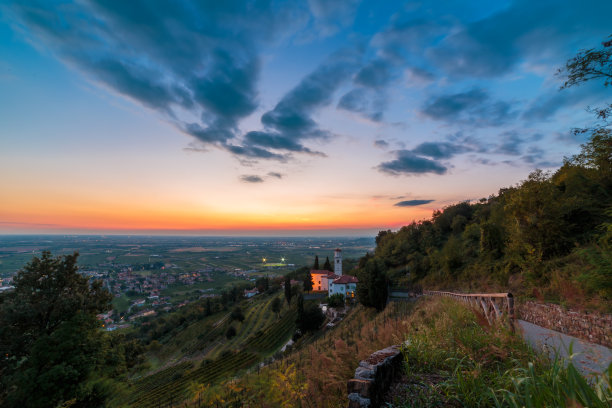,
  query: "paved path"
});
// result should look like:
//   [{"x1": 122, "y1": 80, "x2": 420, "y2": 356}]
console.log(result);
[{"x1": 518, "y1": 320, "x2": 612, "y2": 377}]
